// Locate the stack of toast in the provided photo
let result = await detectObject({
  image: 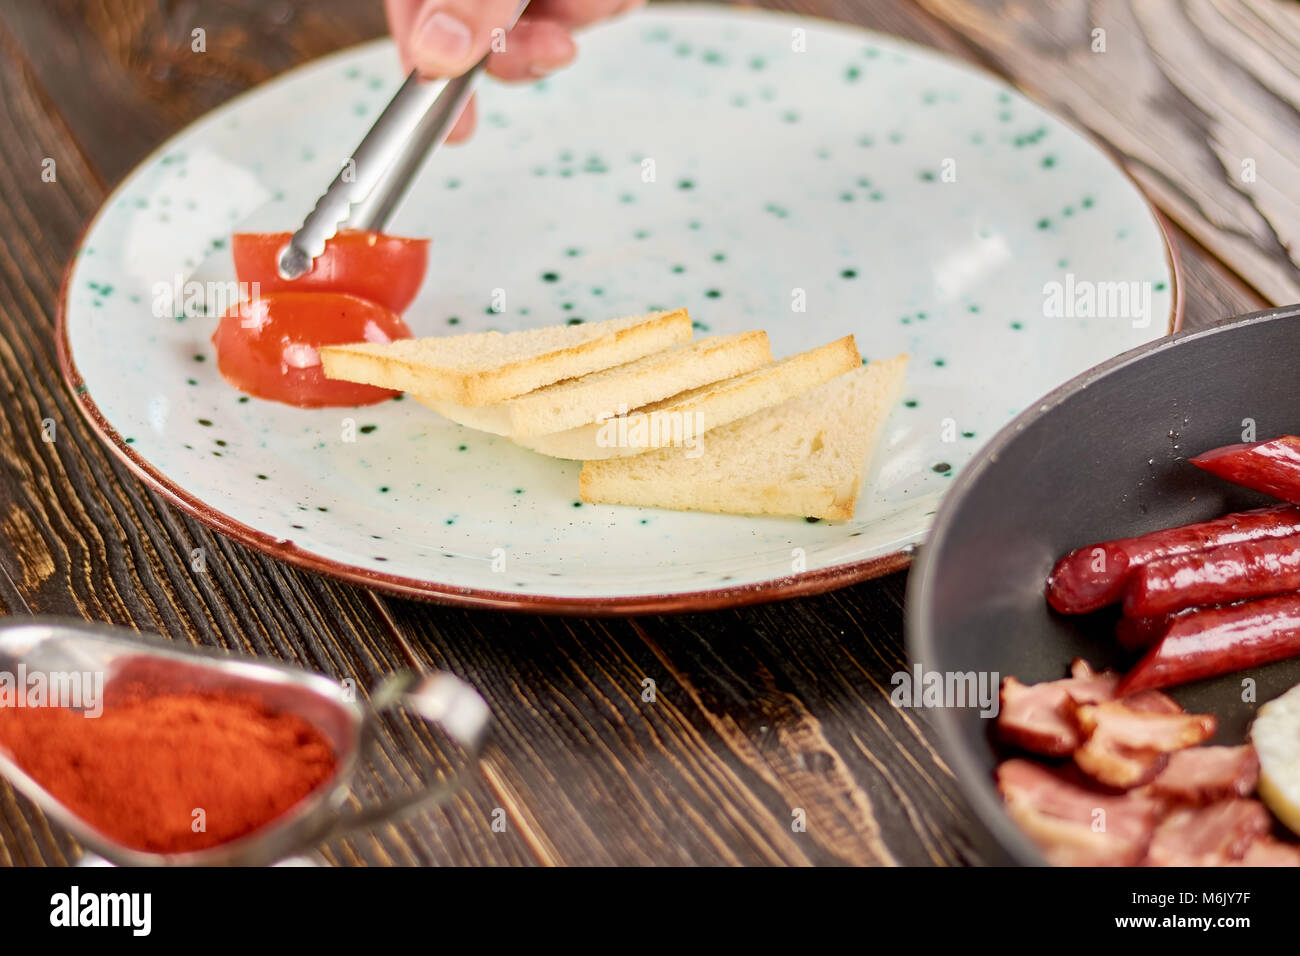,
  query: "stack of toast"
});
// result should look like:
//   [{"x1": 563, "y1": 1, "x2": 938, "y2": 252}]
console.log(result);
[{"x1": 320, "y1": 309, "x2": 906, "y2": 520}]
